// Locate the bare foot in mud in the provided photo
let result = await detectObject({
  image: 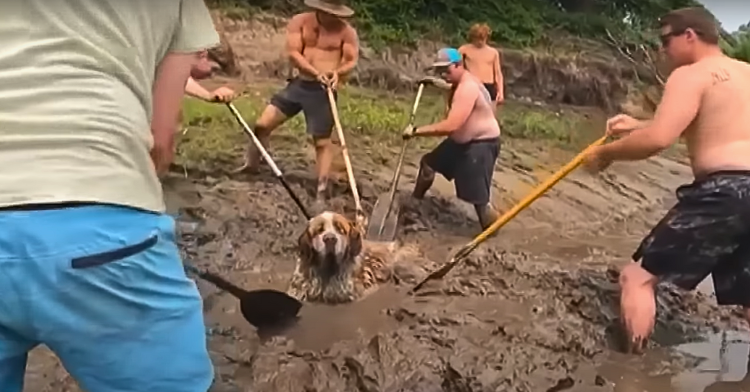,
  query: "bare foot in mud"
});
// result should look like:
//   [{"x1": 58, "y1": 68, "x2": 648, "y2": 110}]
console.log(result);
[{"x1": 620, "y1": 313, "x2": 650, "y2": 354}]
